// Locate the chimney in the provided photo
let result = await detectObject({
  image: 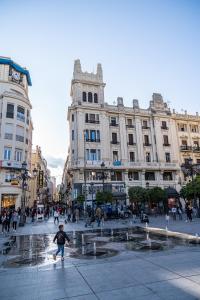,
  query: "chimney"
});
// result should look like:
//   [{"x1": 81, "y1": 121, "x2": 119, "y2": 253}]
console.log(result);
[
  {"x1": 117, "y1": 97, "x2": 124, "y2": 106},
  {"x1": 133, "y1": 99, "x2": 139, "y2": 109}
]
